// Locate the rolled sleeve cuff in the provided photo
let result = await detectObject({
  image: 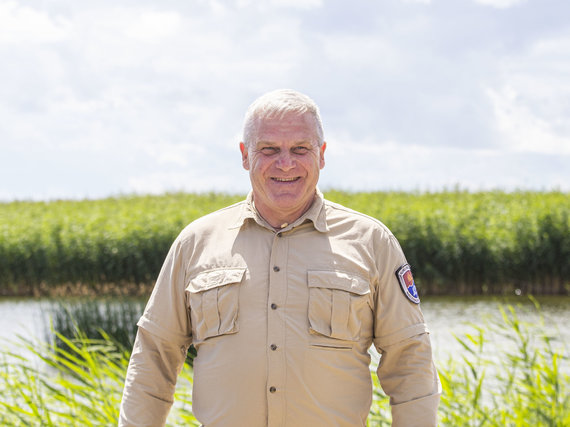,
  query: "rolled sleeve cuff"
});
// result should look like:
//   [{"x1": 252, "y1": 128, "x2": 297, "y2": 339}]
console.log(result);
[
  {"x1": 391, "y1": 391, "x2": 441, "y2": 427},
  {"x1": 137, "y1": 315, "x2": 192, "y2": 347},
  {"x1": 374, "y1": 322, "x2": 429, "y2": 349}
]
